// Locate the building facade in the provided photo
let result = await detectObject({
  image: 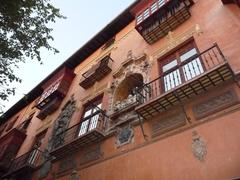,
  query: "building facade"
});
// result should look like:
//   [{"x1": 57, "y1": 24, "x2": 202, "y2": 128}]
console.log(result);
[{"x1": 0, "y1": 0, "x2": 240, "y2": 179}]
